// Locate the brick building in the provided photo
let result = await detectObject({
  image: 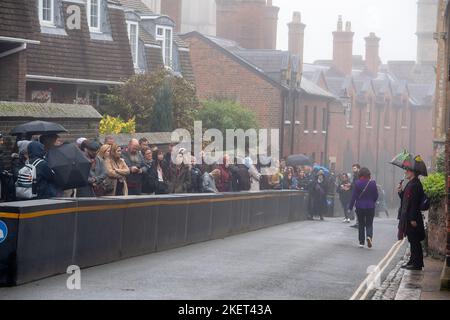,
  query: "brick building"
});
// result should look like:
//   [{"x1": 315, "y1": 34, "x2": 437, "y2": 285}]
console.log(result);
[
  {"x1": 434, "y1": 0, "x2": 450, "y2": 289},
  {"x1": 182, "y1": 12, "x2": 336, "y2": 161}
]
